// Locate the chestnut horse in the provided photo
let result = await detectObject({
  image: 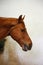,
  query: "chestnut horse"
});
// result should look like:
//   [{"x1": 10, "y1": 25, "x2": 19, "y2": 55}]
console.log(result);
[{"x1": 0, "y1": 15, "x2": 32, "y2": 52}]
